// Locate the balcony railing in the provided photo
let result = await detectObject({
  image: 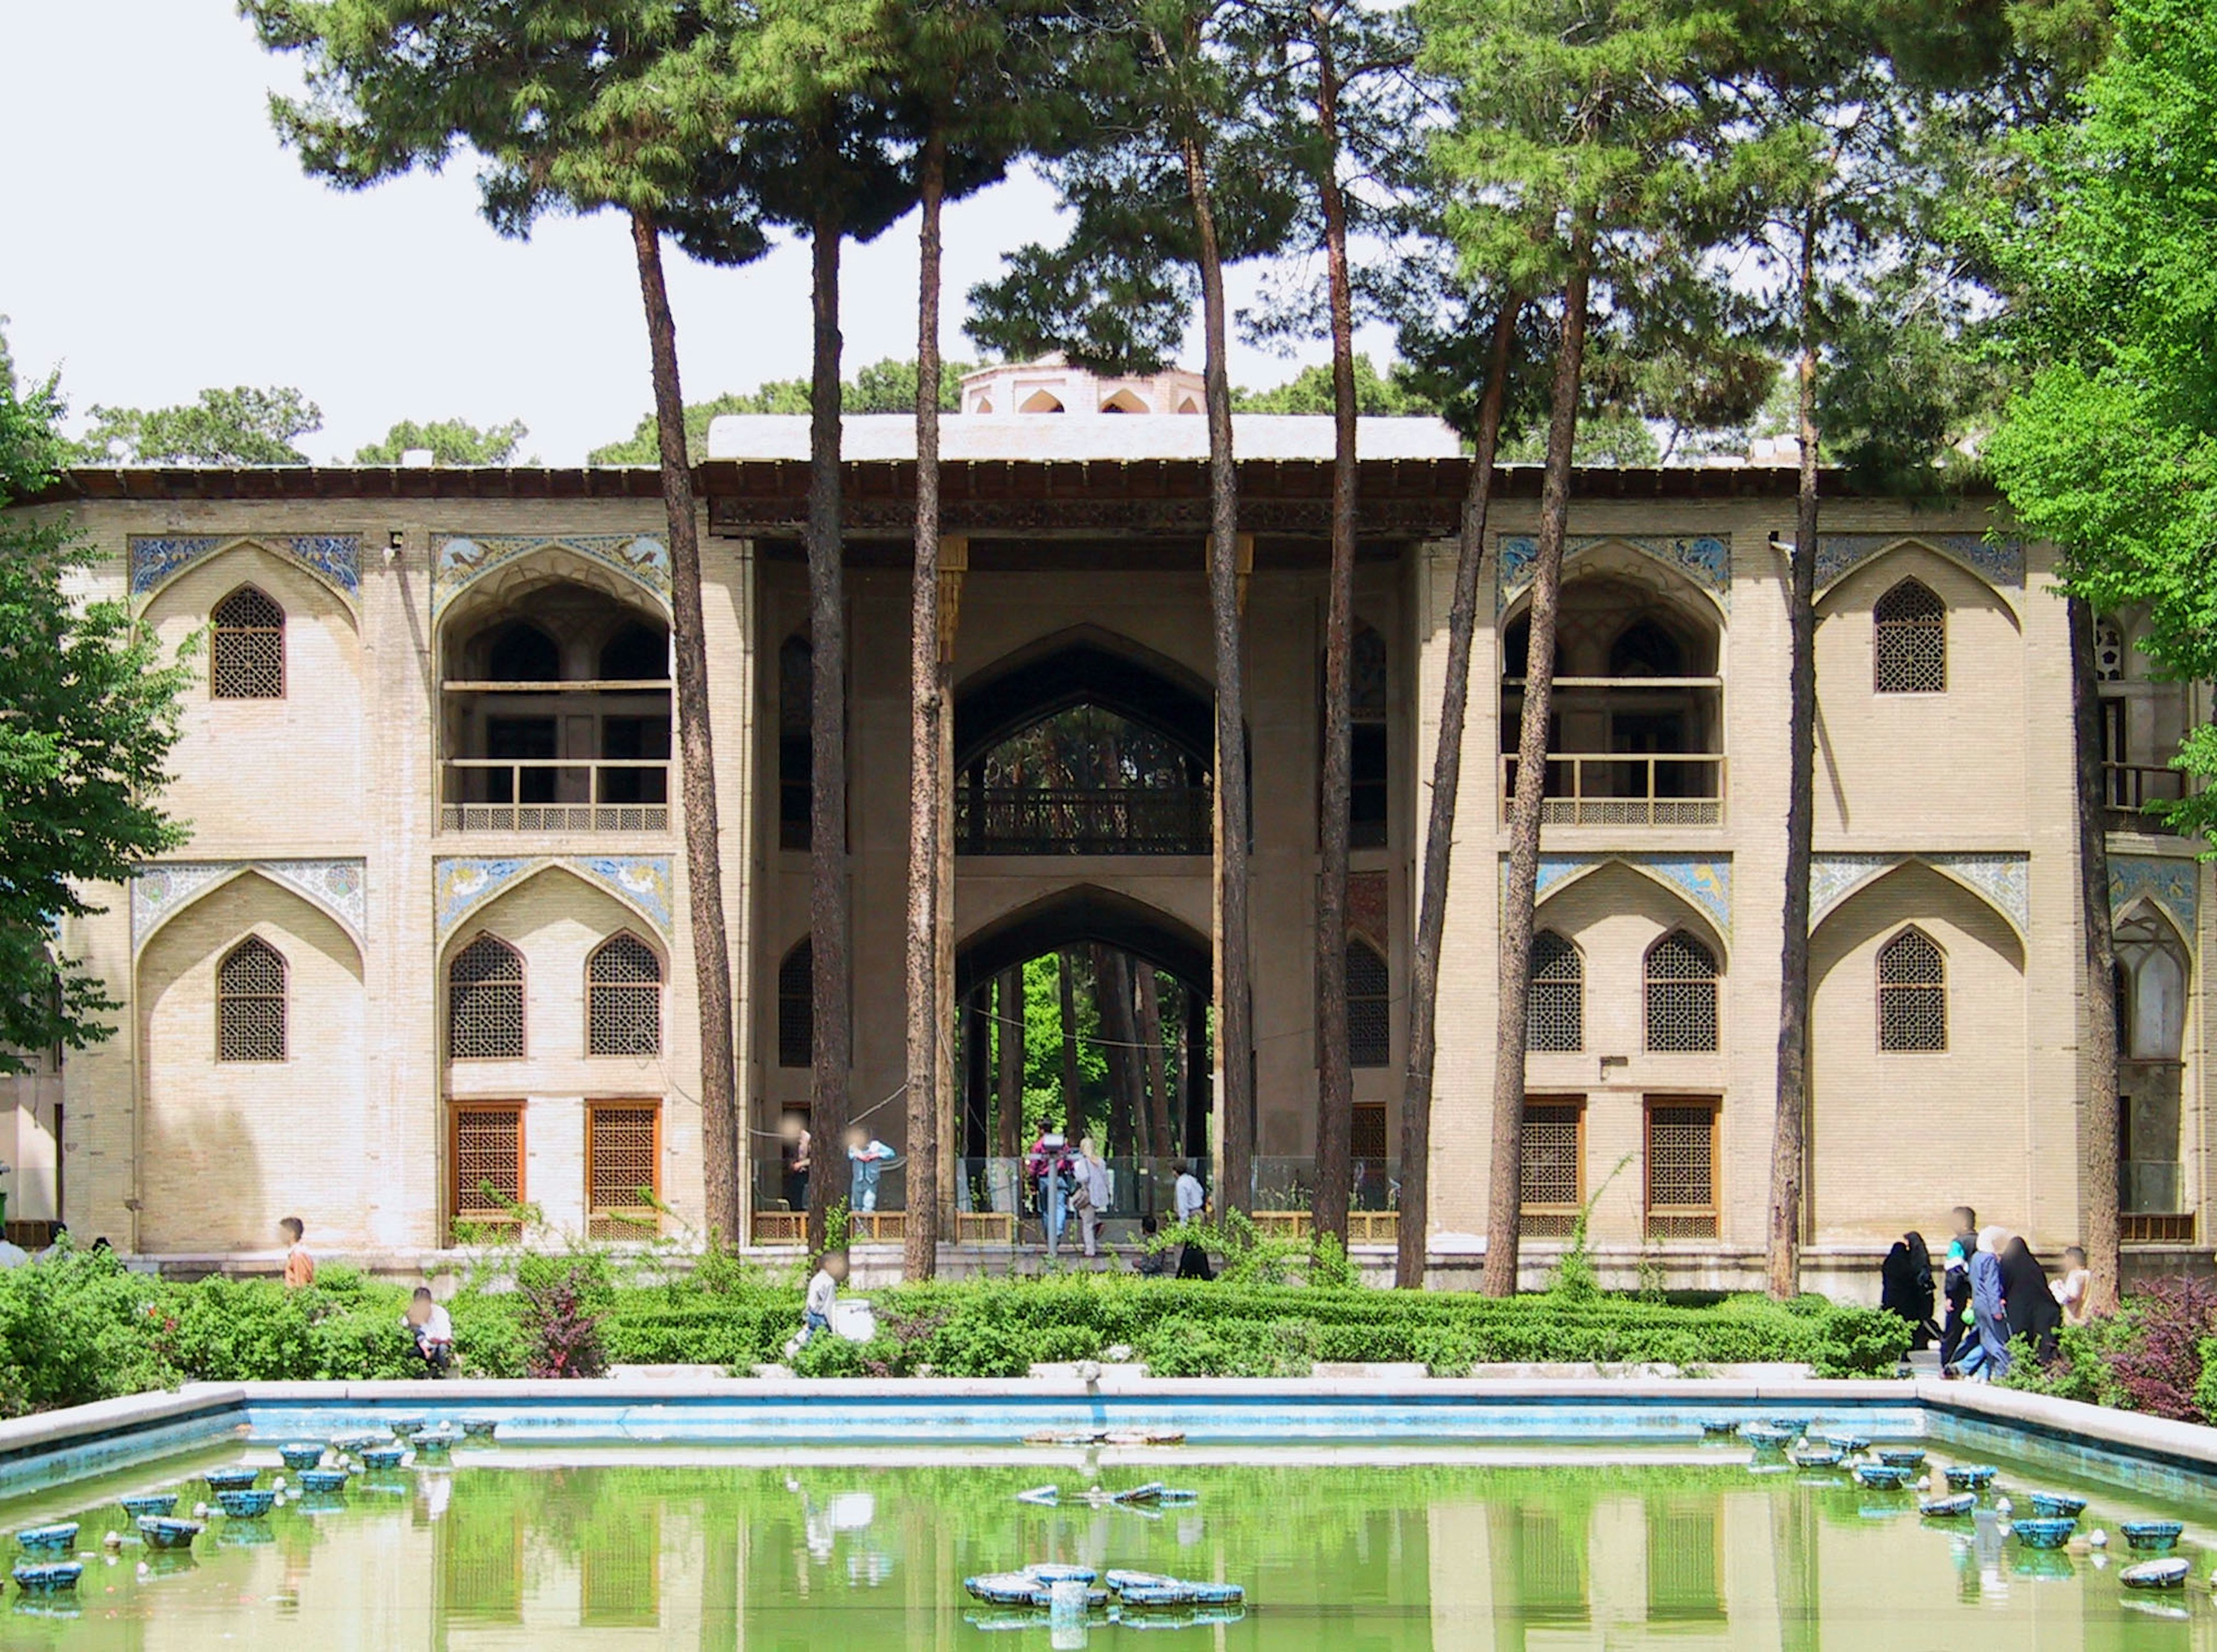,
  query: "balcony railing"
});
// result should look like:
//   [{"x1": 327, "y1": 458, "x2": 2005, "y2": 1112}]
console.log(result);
[
  {"x1": 957, "y1": 786, "x2": 1212, "y2": 855},
  {"x1": 2104, "y1": 762, "x2": 2188, "y2": 833},
  {"x1": 441, "y1": 759, "x2": 670, "y2": 833},
  {"x1": 1502, "y1": 753, "x2": 1726, "y2": 826}
]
